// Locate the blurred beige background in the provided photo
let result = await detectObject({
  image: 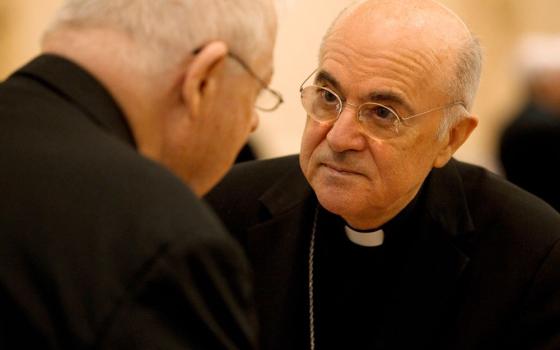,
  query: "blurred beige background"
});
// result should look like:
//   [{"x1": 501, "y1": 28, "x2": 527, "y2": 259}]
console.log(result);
[{"x1": 2, "y1": 0, "x2": 560, "y2": 173}]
